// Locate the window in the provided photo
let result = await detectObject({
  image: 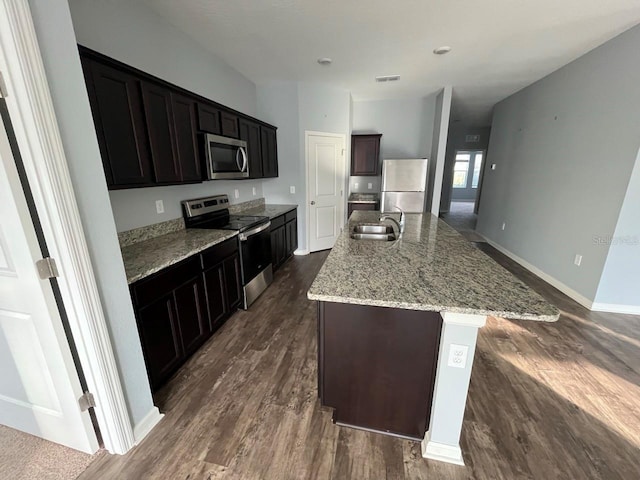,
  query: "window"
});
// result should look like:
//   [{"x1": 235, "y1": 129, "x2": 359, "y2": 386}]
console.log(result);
[
  {"x1": 472, "y1": 153, "x2": 483, "y2": 188},
  {"x1": 453, "y1": 153, "x2": 470, "y2": 188}
]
